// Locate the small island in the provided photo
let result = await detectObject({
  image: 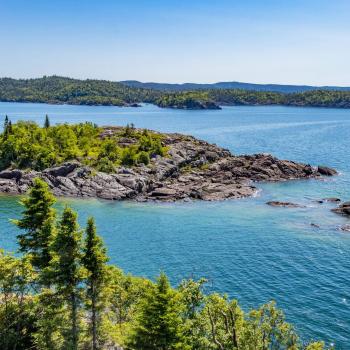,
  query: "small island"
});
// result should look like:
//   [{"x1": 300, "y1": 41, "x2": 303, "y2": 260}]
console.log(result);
[{"x1": 0, "y1": 119, "x2": 336, "y2": 201}]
